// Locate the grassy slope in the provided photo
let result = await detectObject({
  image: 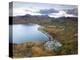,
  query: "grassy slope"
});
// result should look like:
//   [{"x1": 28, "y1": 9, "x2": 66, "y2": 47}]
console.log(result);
[
  {"x1": 11, "y1": 17, "x2": 78, "y2": 57},
  {"x1": 43, "y1": 20, "x2": 78, "y2": 55}
]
